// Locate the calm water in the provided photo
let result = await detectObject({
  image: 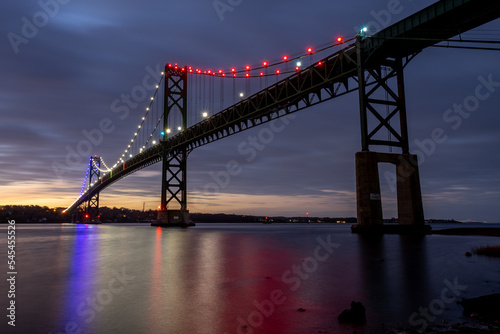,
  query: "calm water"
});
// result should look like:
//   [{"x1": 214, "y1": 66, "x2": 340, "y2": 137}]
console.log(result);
[{"x1": 1, "y1": 223, "x2": 500, "y2": 334}]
